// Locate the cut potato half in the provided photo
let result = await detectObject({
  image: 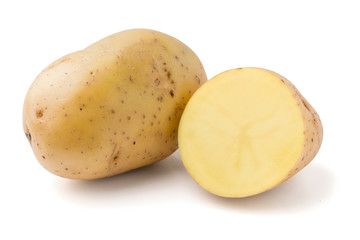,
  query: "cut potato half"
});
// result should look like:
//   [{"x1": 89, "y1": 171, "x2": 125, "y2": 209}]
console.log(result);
[{"x1": 178, "y1": 68, "x2": 323, "y2": 198}]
